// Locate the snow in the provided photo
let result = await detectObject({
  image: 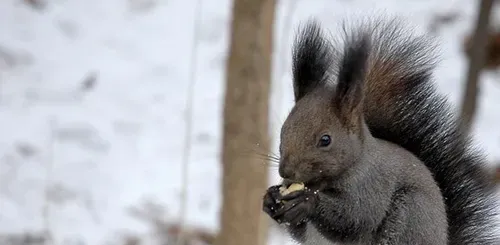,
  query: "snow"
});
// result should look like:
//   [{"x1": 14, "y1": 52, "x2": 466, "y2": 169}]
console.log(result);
[{"x1": 0, "y1": 0, "x2": 499, "y2": 244}]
